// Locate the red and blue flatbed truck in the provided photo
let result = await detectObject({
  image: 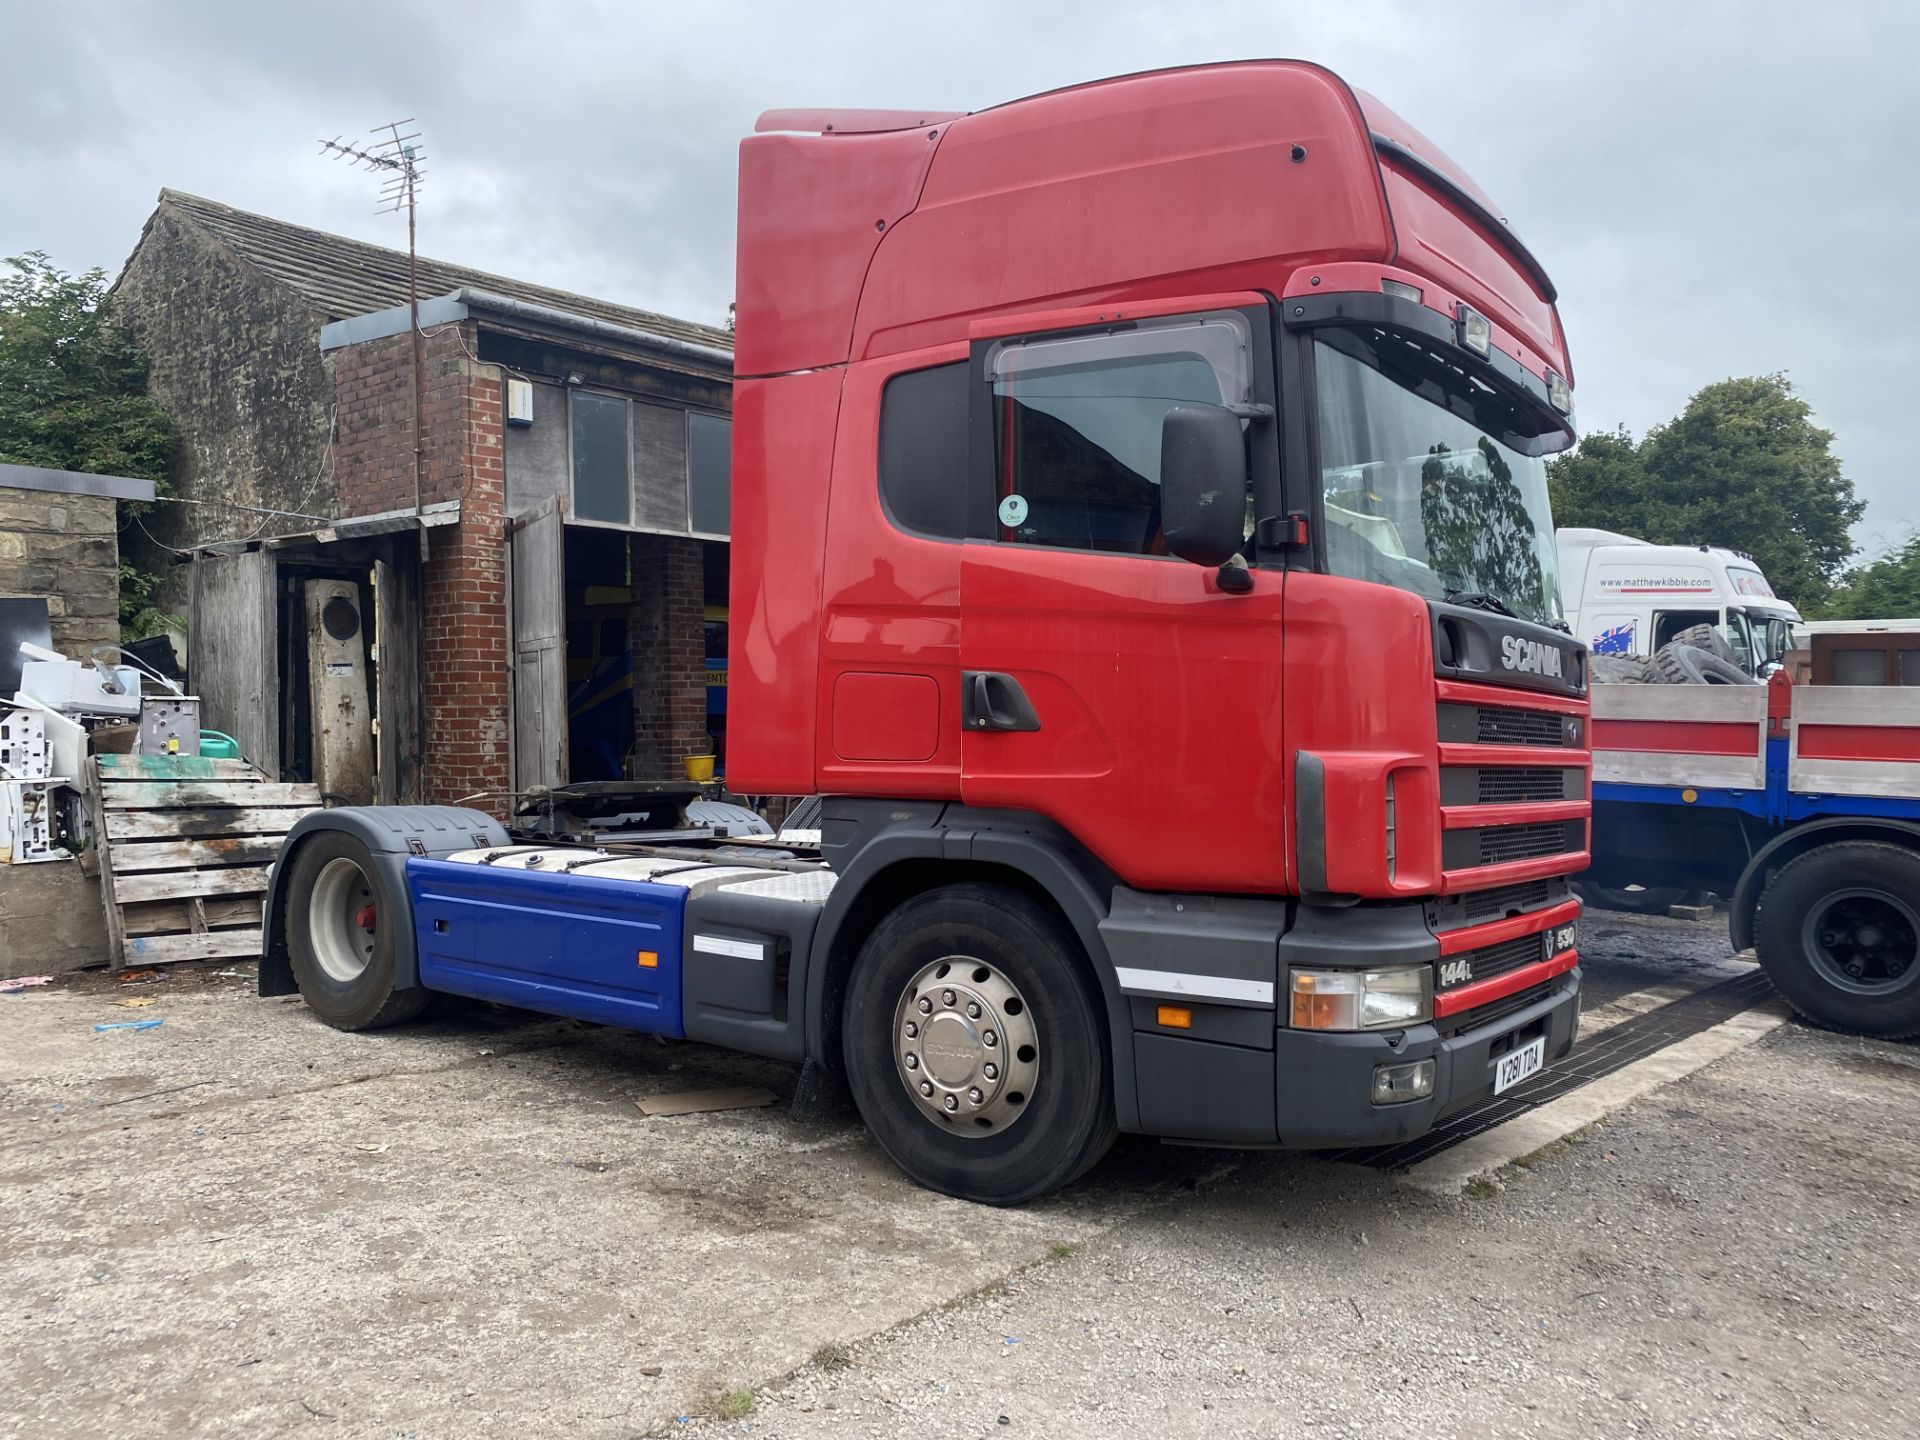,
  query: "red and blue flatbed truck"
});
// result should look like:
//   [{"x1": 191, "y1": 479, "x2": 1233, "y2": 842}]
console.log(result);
[{"x1": 263, "y1": 61, "x2": 1592, "y2": 1204}]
